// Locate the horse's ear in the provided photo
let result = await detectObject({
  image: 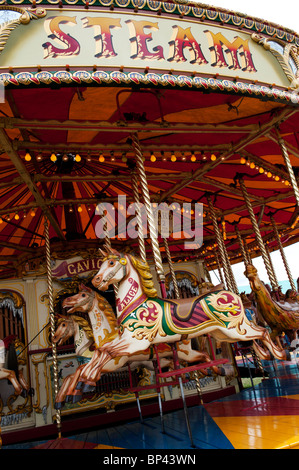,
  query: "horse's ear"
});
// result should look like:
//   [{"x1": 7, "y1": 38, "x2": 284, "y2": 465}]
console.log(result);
[
  {"x1": 80, "y1": 283, "x2": 92, "y2": 292},
  {"x1": 98, "y1": 248, "x2": 107, "y2": 258},
  {"x1": 104, "y1": 244, "x2": 120, "y2": 256}
]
